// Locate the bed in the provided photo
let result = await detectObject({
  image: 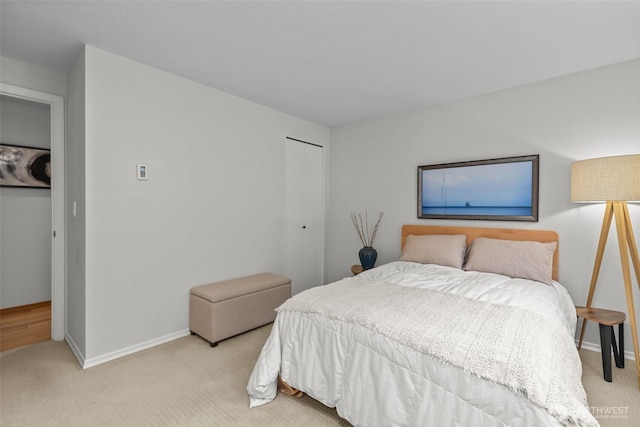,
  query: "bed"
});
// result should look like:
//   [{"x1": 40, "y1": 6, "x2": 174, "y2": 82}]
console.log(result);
[{"x1": 247, "y1": 225, "x2": 598, "y2": 427}]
